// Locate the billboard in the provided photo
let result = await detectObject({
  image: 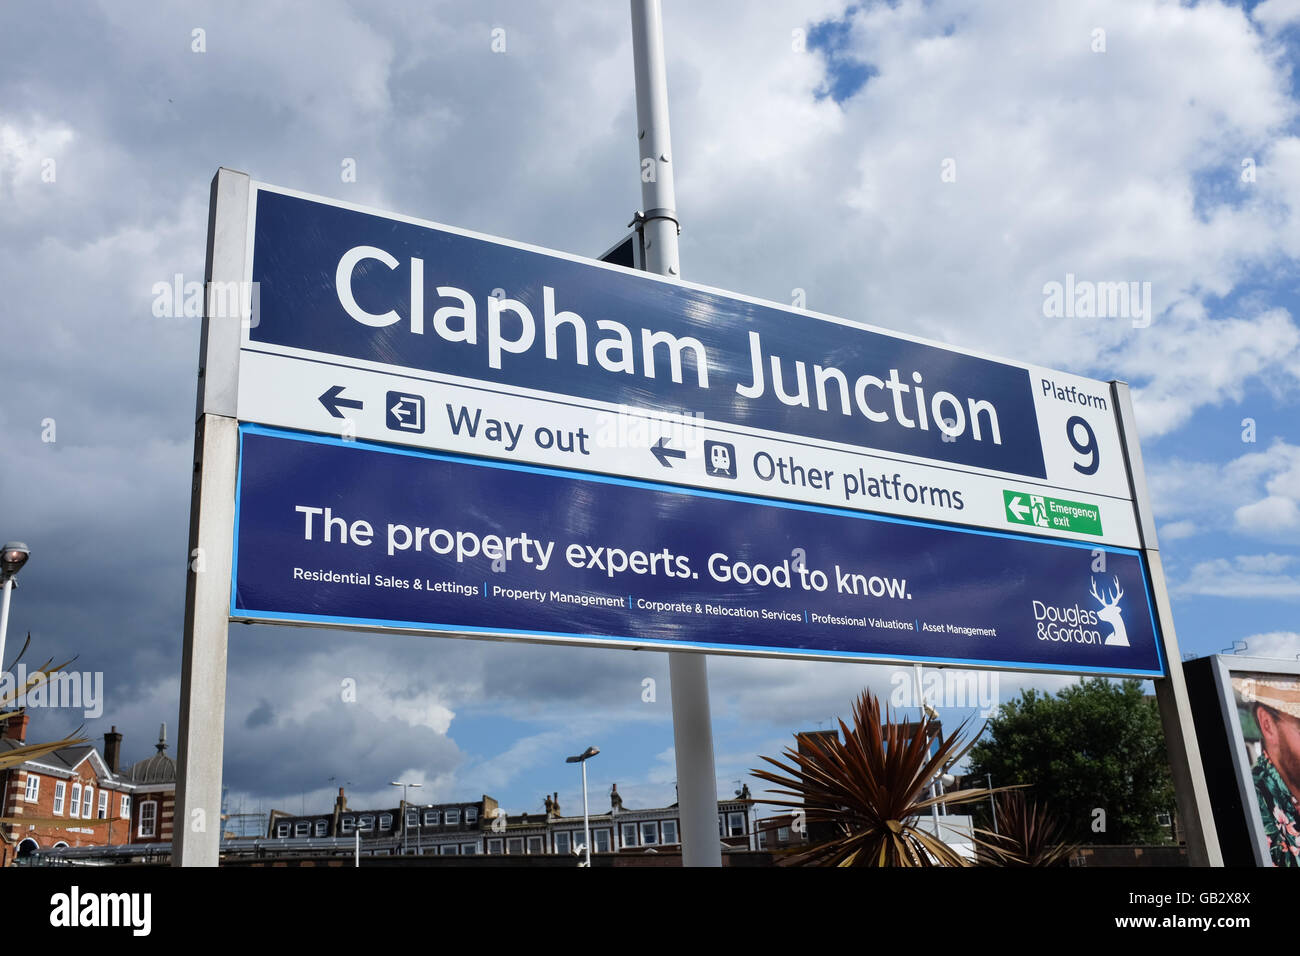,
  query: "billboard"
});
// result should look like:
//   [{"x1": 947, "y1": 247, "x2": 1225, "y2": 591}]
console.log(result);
[{"x1": 1185, "y1": 655, "x2": 1300, "y2": 866}]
